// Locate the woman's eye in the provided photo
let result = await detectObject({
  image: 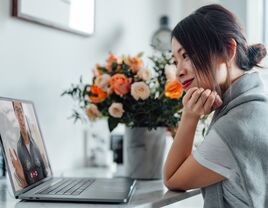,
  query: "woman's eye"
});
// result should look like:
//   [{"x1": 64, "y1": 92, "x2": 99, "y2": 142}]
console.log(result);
[
  {"x1": 182, "y1": 53, "x2": 188, "y2": 59},
  {"x1": 170, "y1": 57, "x2": 178, "y2": 65}
]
